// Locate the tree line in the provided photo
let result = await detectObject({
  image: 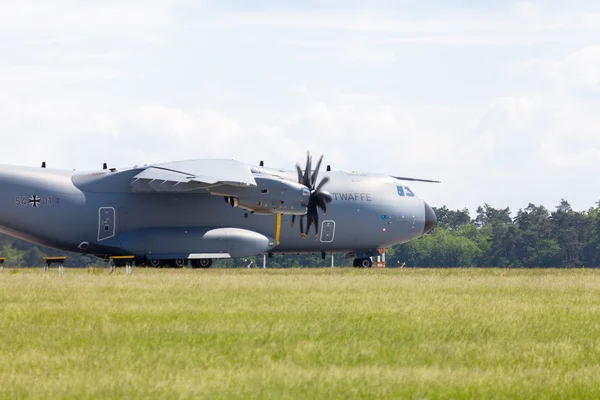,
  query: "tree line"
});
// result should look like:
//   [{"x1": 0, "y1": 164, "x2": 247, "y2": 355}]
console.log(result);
[
  {"x1": 1, "y1": 198, "x2": 598, "y2": 268},
  {"x1": 391, "y1": 199, "x2": 600, "y2": 267}
]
